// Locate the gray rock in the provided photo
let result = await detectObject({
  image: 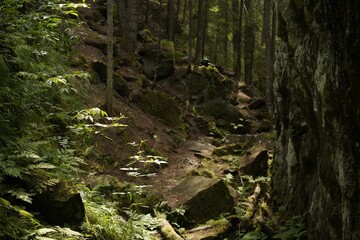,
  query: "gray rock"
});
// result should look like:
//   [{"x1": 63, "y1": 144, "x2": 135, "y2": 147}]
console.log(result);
[{"x1": 170, "y1": 176, "x2": 234, "y2": 225}]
